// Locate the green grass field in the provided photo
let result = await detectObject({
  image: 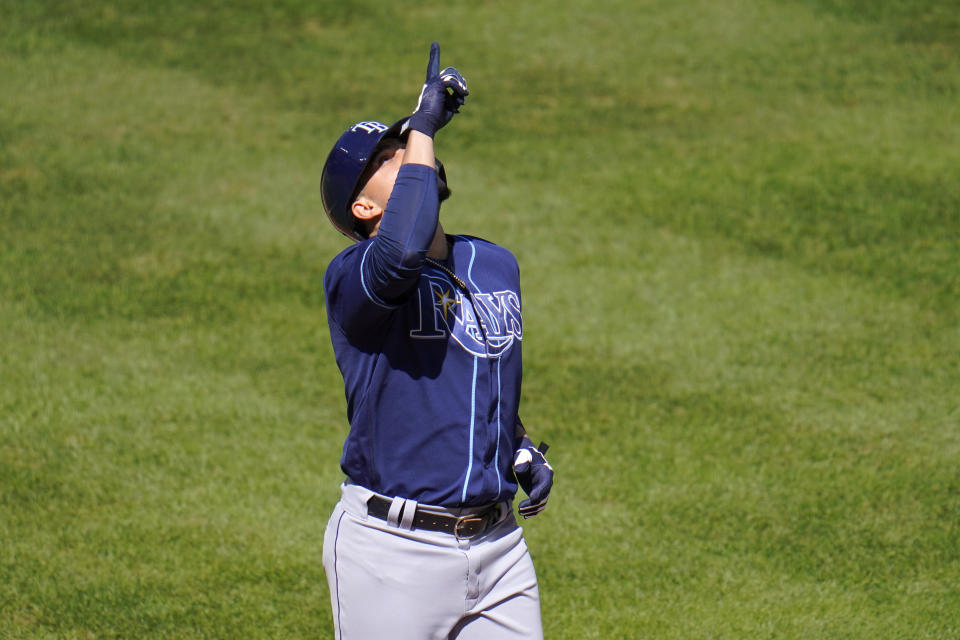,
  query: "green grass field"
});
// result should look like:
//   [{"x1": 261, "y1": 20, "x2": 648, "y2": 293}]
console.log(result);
[{"x1": 2, "y1": 1, "x2": 958, "y2": 637}]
